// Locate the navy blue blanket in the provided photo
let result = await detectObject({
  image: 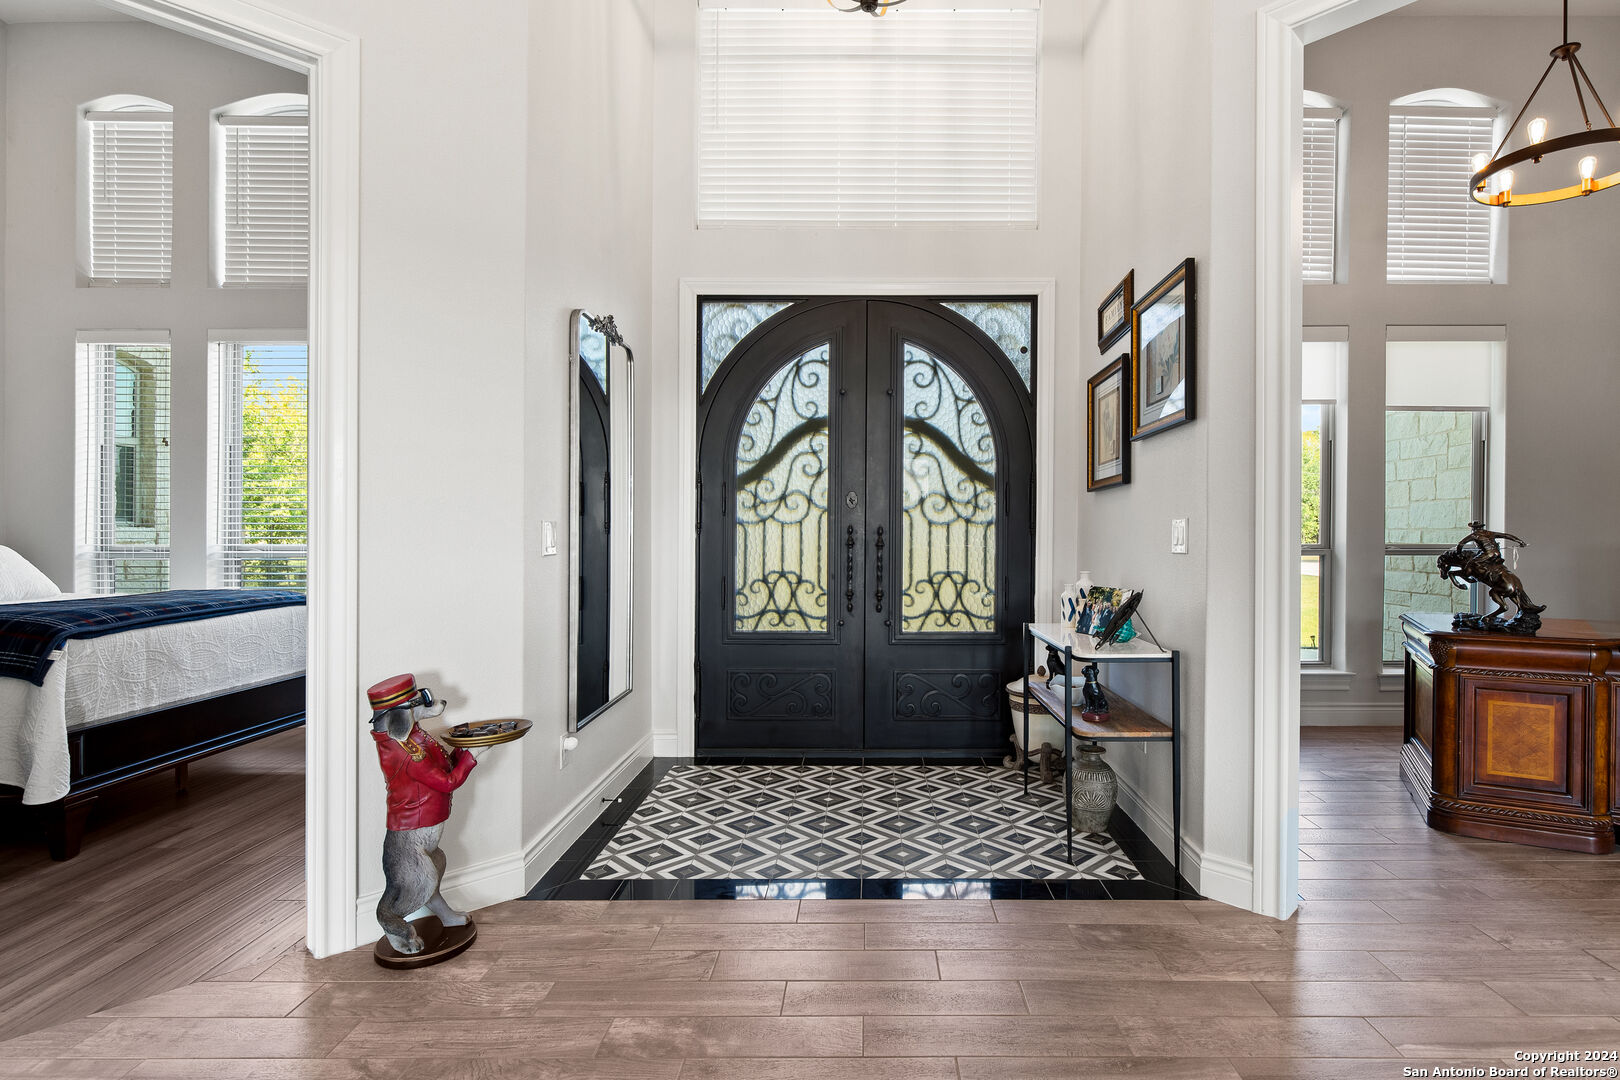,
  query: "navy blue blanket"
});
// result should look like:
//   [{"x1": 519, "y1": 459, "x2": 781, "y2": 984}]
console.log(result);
[{"x1": 0, "y1": 590, "x2": 305, "y2": 686}]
